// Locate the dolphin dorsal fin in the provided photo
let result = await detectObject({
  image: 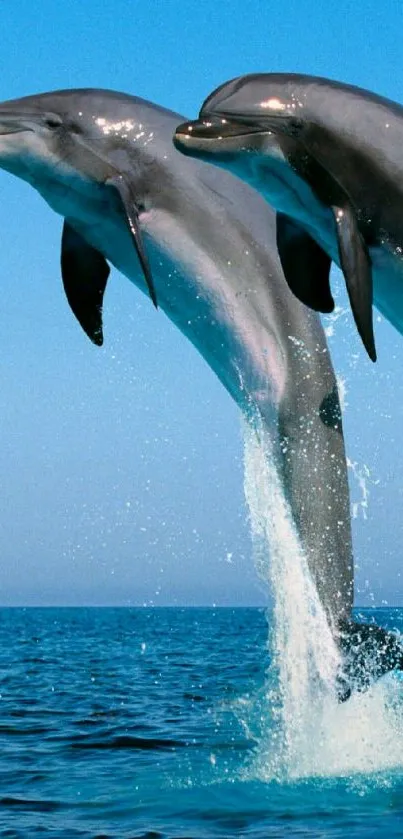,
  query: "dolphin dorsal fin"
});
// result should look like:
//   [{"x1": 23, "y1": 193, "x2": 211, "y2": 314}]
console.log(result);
[
  {"x1": 276, "y1": 212, "x2": 334, "y2": 312},
  {"x1": 332, "y1": 205, "x2": 377, "y2": 362},
  {"x1": 106, "y1": 174, "x2": 158, "y2": 309},
  {"x1": 61, "y1": 221, "x2": 110, "y2": 345}
]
